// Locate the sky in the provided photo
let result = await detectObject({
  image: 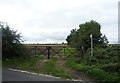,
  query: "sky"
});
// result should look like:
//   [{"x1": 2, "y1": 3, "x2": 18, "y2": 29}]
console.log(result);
[{"x1": 0, "y1": 0, "x2": 119, "y2": 44}]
